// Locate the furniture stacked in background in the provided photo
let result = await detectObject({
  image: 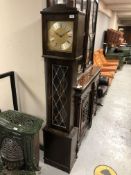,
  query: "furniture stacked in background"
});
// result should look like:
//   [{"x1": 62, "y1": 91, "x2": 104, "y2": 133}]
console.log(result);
[
  {"x1": 106, "y1": 45, "x2": 131, "y2": 67},
  {"x1": 106, "y1": 29, "x2": 125, "y2": 46},
  {"x1": 118, "y1": 26, "x2": 131, "y2": 45},
  {"x1": 103, "y1": 28, "x2": 127, "y2": 69},
  {"x1": 114, "y1": 46, "x2": 131, "y2": 64},
  {"x1": 105, "y1": 48, "x2": 126, "y2": 69},
  {"x1": 93, "y1": 49, "x2": 119, "y2": 104},
  {"x1": 94, "y1": 49, "x2": 119, "y2": 85}
]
